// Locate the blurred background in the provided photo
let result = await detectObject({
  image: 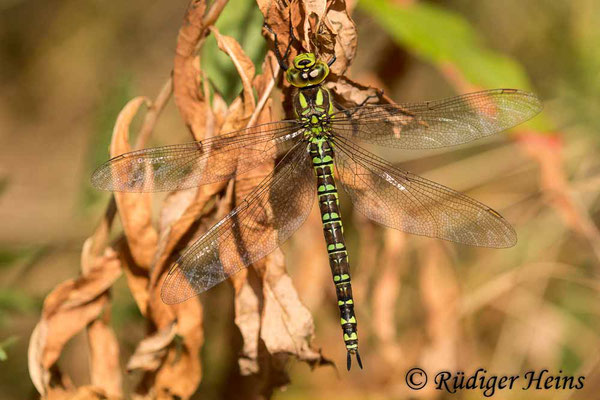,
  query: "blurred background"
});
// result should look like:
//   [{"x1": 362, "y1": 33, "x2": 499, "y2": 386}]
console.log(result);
[{"x1": 1, "y1": 0, "x2": 599, "y2": 399}]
